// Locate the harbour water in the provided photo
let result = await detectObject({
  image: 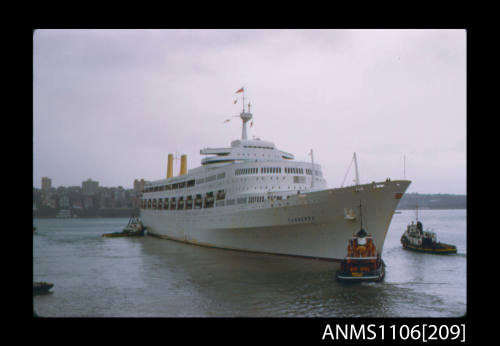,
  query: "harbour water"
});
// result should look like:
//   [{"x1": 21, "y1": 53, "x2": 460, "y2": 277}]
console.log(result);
[{"x1": 33, "y1": 209, "x2": 466, "y2": 317}]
